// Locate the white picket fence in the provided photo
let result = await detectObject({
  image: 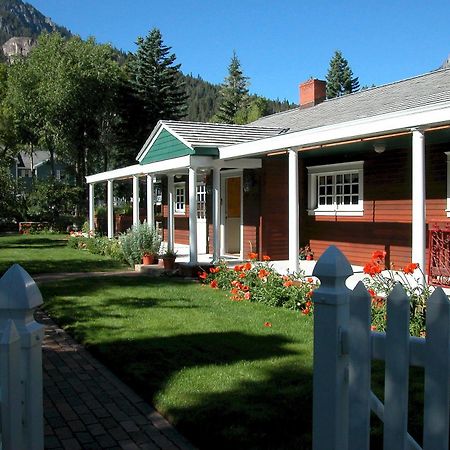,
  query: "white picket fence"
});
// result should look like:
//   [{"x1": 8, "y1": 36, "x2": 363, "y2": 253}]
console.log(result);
[
  {"x1": 311, "y1": 246, "x2": 450, "y2": 450},
  {"x1": 0, "y1": 264, "x2": 44, "y2": 450}
]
